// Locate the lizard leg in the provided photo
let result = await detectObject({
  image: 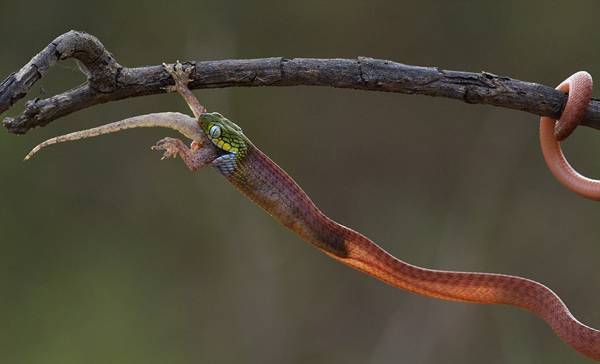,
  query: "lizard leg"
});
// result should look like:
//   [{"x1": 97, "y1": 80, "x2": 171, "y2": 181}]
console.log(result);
[
  {"x1": 163, "y1": 61, "x2": 206, "y2": 118},
  {"x1": 151, "y1": 137, "x2": 218, "y2": 171}
]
